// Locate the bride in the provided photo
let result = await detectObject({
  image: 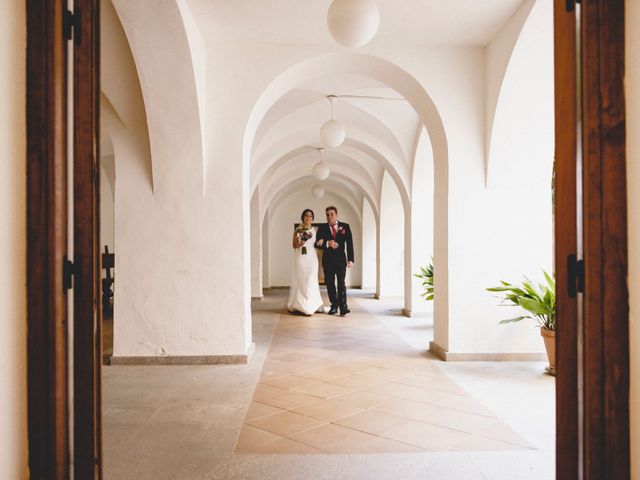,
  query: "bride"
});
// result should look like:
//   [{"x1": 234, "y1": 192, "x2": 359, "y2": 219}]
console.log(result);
[{"x1": 287, "y1": 208, "x2": 324, "y2": 315}]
